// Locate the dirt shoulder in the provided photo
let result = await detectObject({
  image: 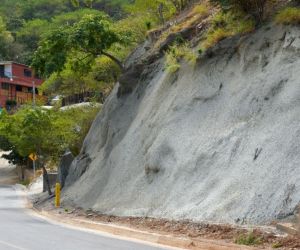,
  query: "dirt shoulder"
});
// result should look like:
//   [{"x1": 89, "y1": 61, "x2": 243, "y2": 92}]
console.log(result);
[{"x1": 29, "y1": 197, "x2": 300, "y2": 250}]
